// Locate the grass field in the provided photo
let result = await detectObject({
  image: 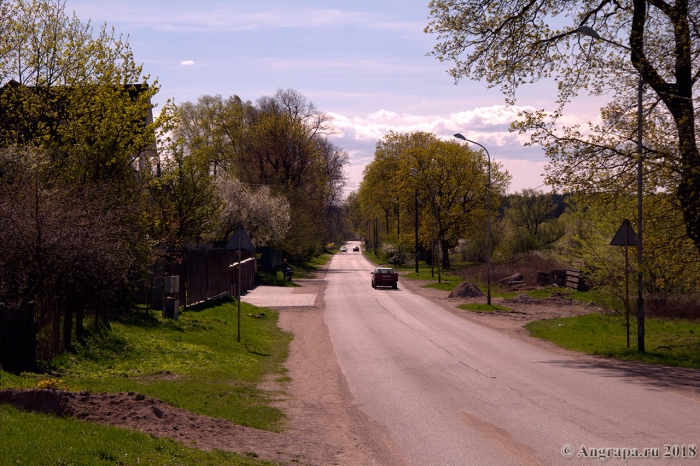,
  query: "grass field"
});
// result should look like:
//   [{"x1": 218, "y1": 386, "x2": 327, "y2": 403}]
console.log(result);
[
  {"x1": 493, "y1": 288, "x2": 610, "y2": 306},
  {"x1": 401, "y1": 270, "x2": 463, "y2": 292},
  {"x1": 1, "y1": 297, "x2": 292, "y2": 431},
  {"x1": 527, "y1": 313, "x2": 700, "y2": 368}
]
